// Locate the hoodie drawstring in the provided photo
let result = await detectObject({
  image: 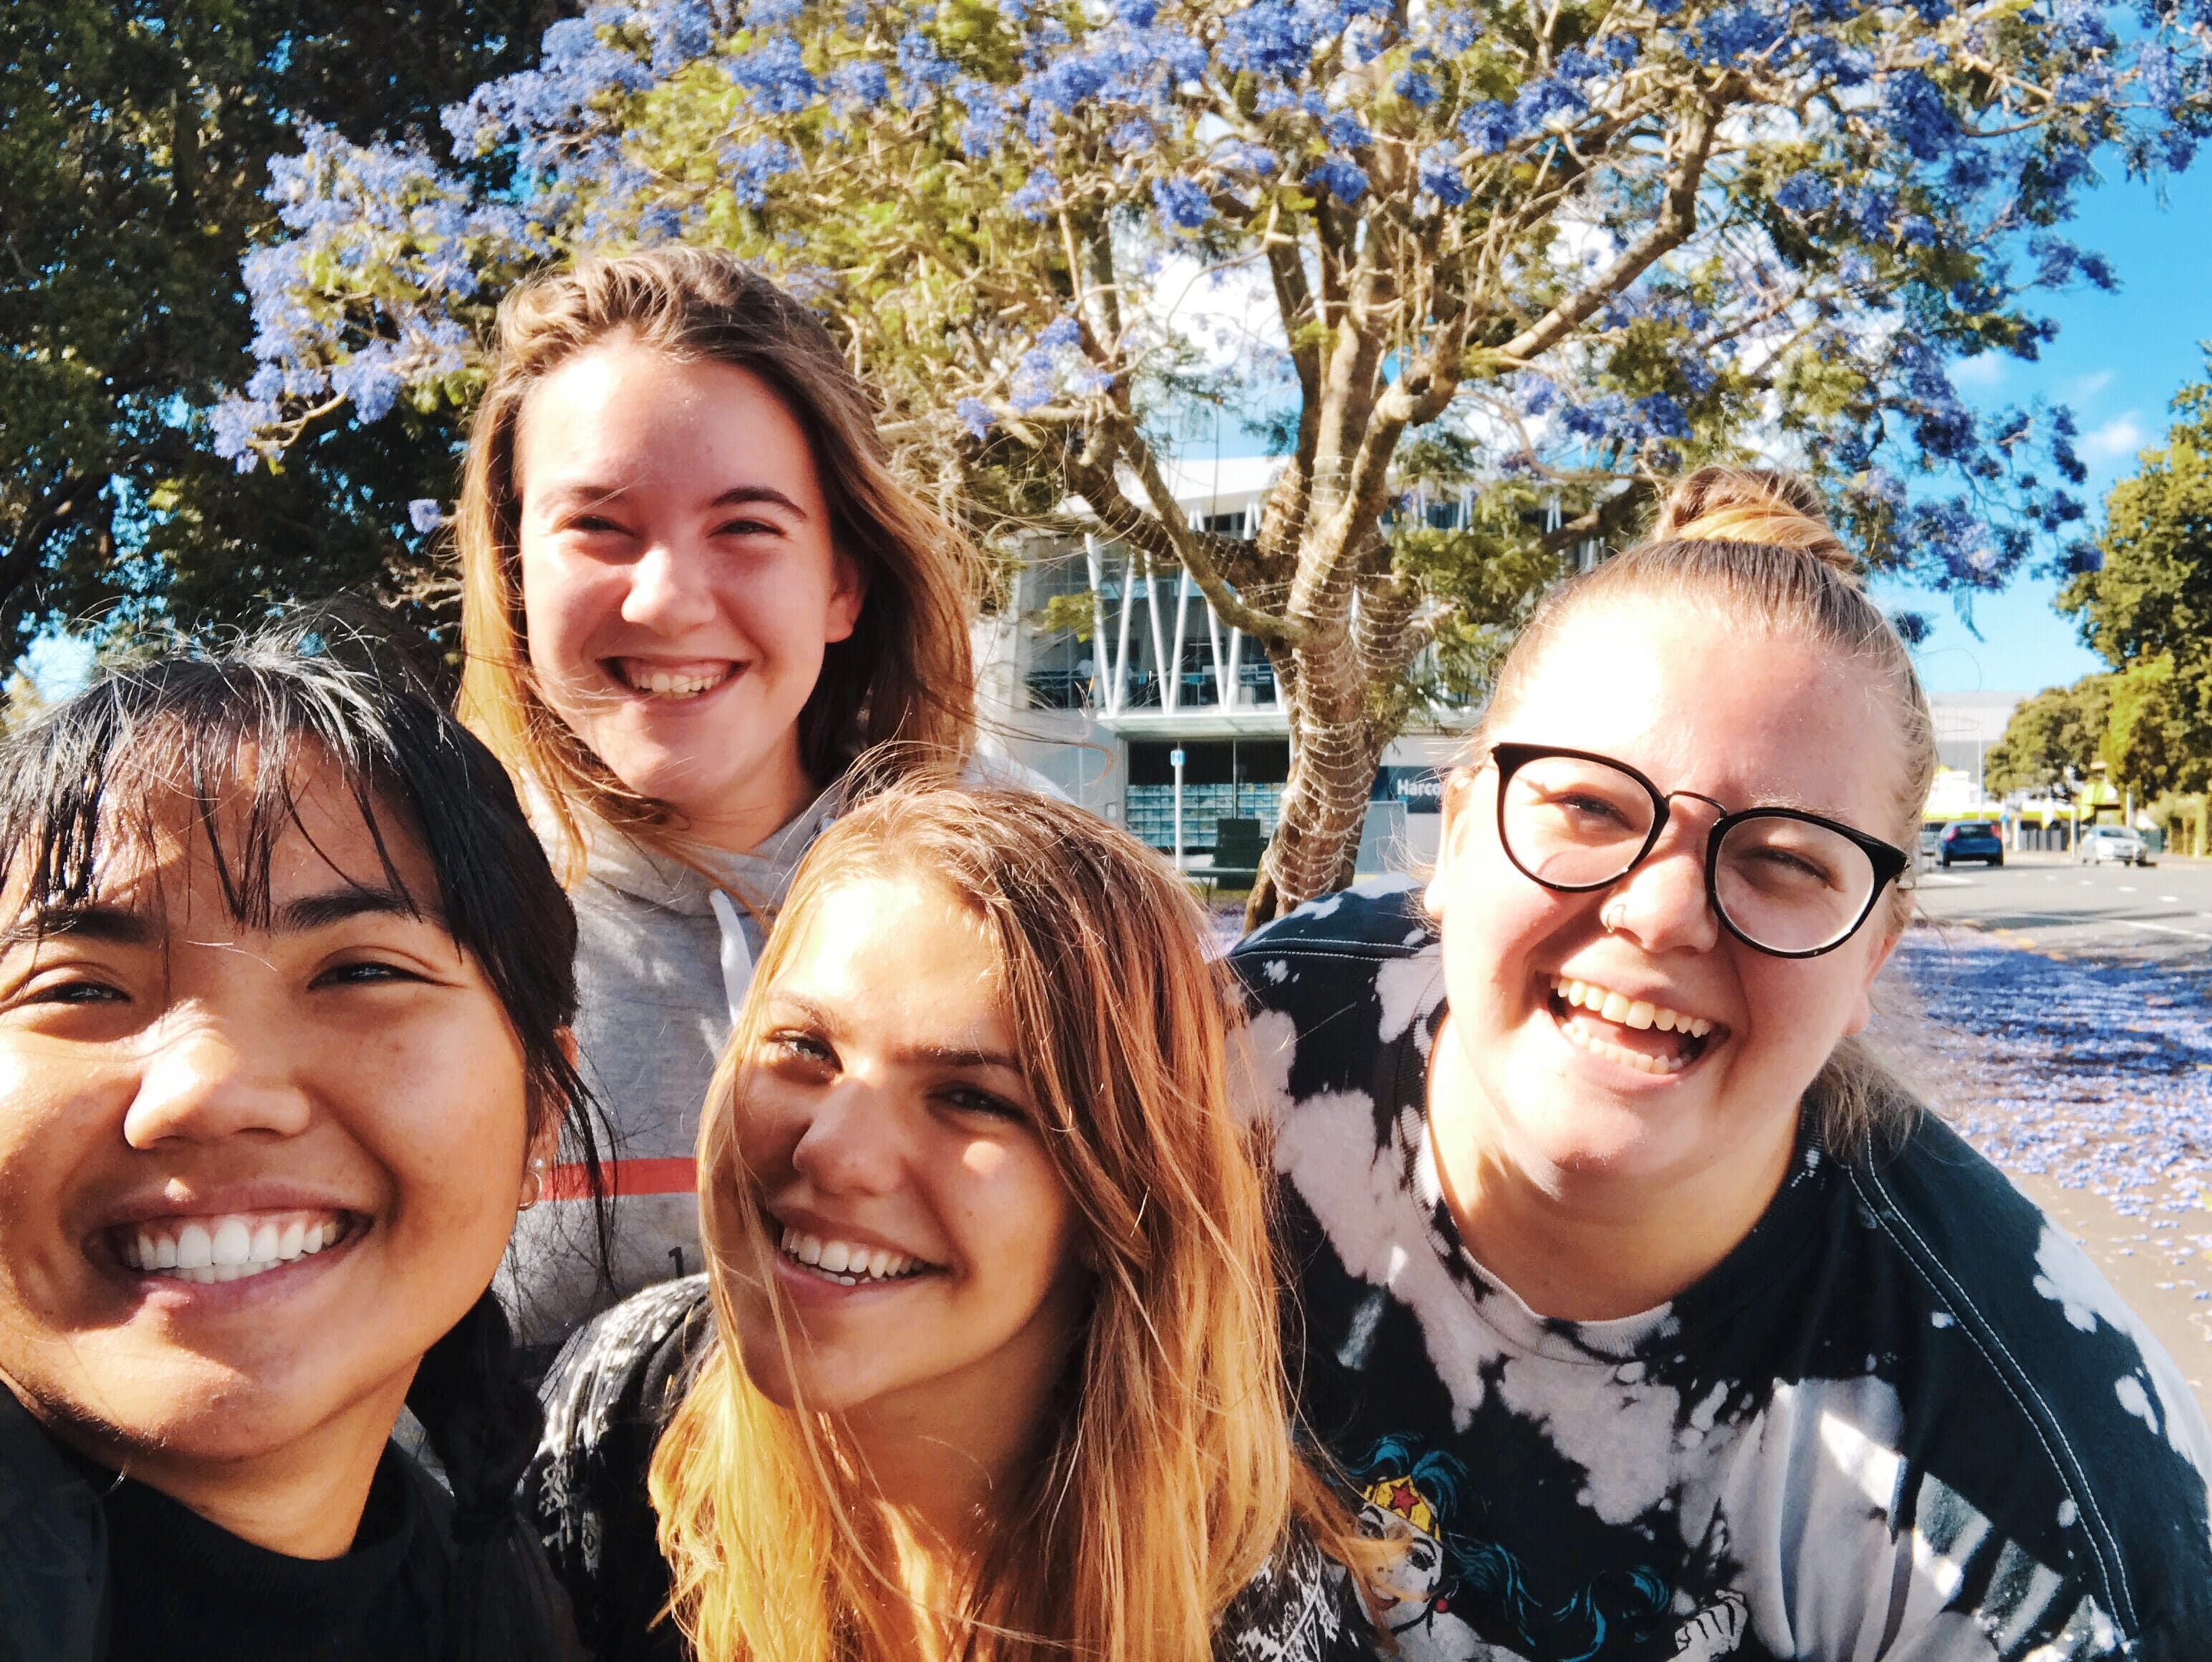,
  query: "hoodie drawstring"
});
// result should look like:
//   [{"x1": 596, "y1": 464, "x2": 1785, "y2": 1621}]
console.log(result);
[{"x1": 707, "y1": 889, "x2": 755, "y2": 1031}]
